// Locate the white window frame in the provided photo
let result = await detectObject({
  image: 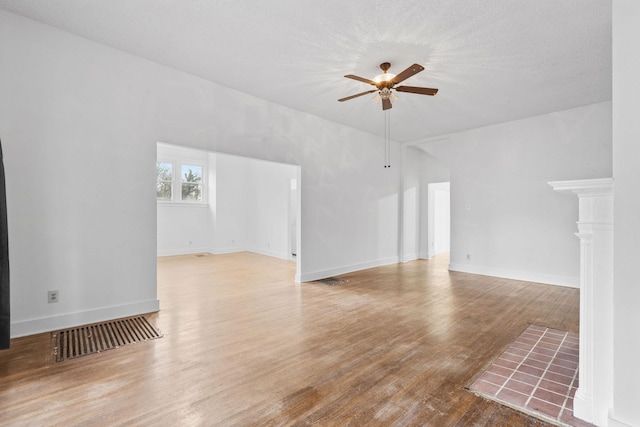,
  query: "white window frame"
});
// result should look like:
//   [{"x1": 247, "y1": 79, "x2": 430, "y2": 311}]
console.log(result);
[
  {"x1": 156, "y1": 160, "x2": 175, "y2": 202},
  {"x1": 179, "y1": 162, "x2": 206, "y2": 204},
  {"x1": 157, "y1": 159, "x2": 208, "y2": 205}
]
